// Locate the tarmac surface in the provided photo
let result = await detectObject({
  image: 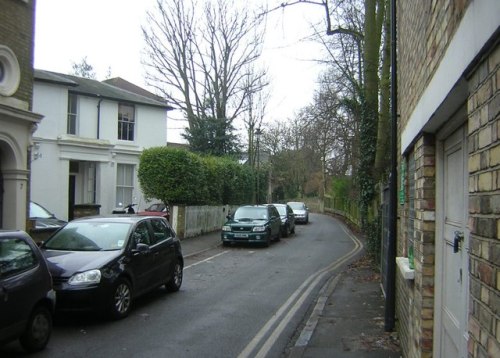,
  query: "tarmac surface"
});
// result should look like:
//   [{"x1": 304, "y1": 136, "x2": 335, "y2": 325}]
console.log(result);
[{"x1": 180, "y1": 229, "x2": 402, "y2": 358}]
